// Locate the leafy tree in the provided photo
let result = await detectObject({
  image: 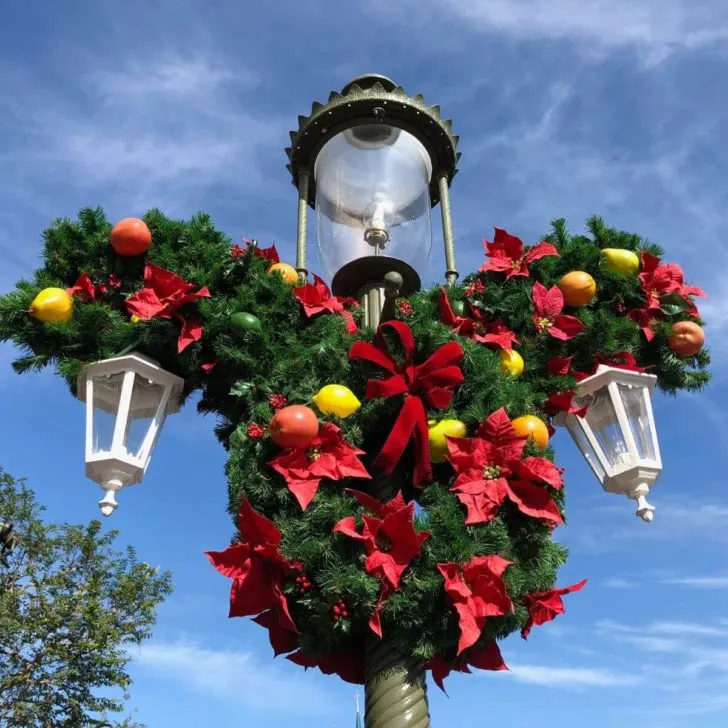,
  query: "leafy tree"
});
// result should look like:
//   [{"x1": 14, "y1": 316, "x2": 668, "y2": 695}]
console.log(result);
[{"x1": 0, "y1": 466, "x2": 173, "y2": 727}]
